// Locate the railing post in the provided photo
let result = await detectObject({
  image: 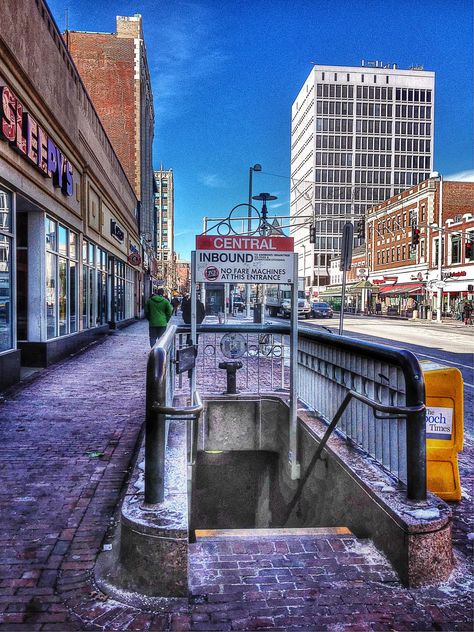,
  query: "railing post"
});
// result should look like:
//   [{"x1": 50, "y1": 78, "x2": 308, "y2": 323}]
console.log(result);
[
  {"x1": 405, "y1": 362, "x2": 427, "y2": 501},
  {"x1": 144, "y1": 327, "x2": 177, "y2": 505}
]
